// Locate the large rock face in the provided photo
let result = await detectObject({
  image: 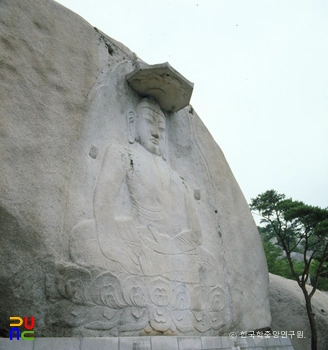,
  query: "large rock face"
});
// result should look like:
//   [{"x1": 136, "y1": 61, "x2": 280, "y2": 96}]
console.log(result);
[
  {"x1": 269, "y1": 274, "x2": 328, "y2": 350},
  {"x1": 0, "y1": 0, "x2": 270, "y2": 337}
]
